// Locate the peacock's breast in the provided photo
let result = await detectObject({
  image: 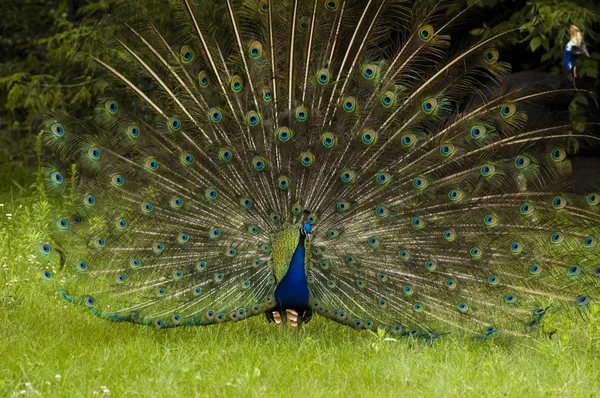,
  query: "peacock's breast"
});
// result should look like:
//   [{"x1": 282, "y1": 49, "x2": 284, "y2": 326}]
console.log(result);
[{"x1": 271, "y1": 225, "x2": 310, "y2": 311}]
